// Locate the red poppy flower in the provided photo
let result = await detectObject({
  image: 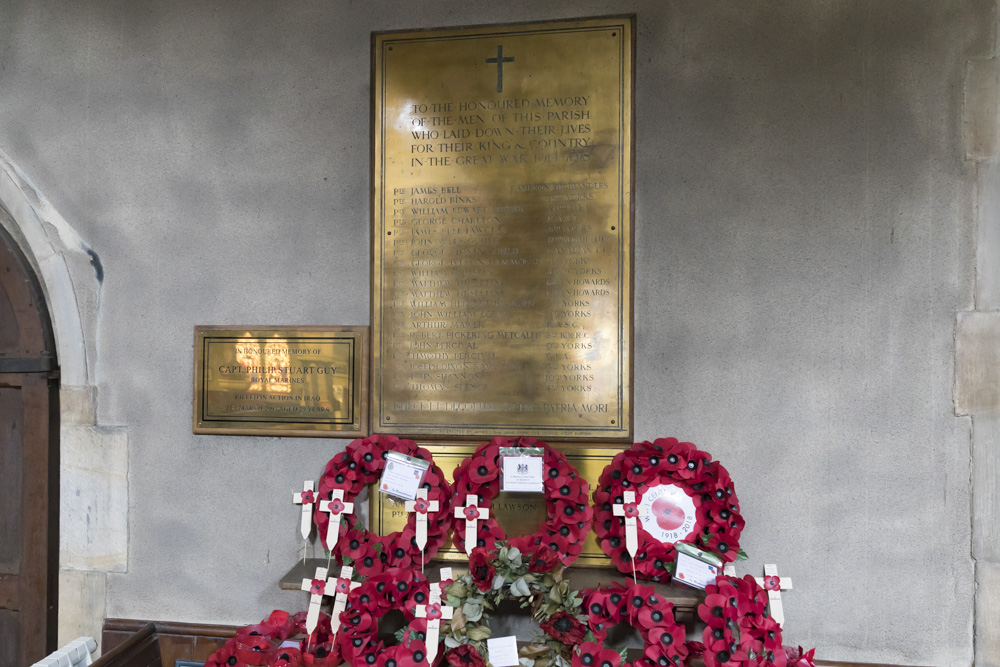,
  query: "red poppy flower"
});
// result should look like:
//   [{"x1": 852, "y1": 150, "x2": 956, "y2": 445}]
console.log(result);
[
  {"x1": 468, "y1": 456, "x2": 498, "y2": 484},
  {"x1": 397, "y1": 640, "x2": 429, "y2": 667},
  {"x1": 205, "y1": 640, "x2": 244, "y2": 667},
  {"x1": 541, "y1": 611, "x2": 587, "y2": 645},
  {"x1": 463, "y1": 505, "x2": 481, "y2": 521},
  {"x1": 446, "y1": 645, "x2": 486, "y2": 667},
  {"x1": 424, "y1": 603, "x2": 442, "y2": 621},
  {"x1": 469, "y1": 547, "x2": 496, "y2": 592},
  {"x1": 763, "y1": 575, "x2": 780, "y2": 592},
  {"x1": 706, "y1": 531, "x2": 739, "y2": 562},
  {"x1": 527, "y1": 544, "x2": 560, "y2": 573},
  {"x1": 573, "y1": 642, "x2": 621, "y2": 667},
  {"x1": 647, "y1": 627, "x2": 682, "y2": 654},
  {"x1": 235, "y1": 633, "x2": 275, "y2": 665},
  {"x1": 414, "y1": 498, "x2": 431, "y2": 514},
  {"x1": 698, "y1": 594, "x2": 734, "y2": 628},
  {"x1": 335, "y1": 577, "x2": 352, "y2": 595},
  {"x1": 309, "y1": 579, "x2": 326, "y2": 596},
  {"x1": 328, "y1": 499, "x2": 346, "y2": 515},
  {"x1": 300, "y1": 489, "x2": 316, "y2": 505},
  {"x1": 267, "y1": 647, "x2": 302, "y2": 667},
  {"x1": 622, "y1": 502, "x2": 640, "y2": 519}
]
